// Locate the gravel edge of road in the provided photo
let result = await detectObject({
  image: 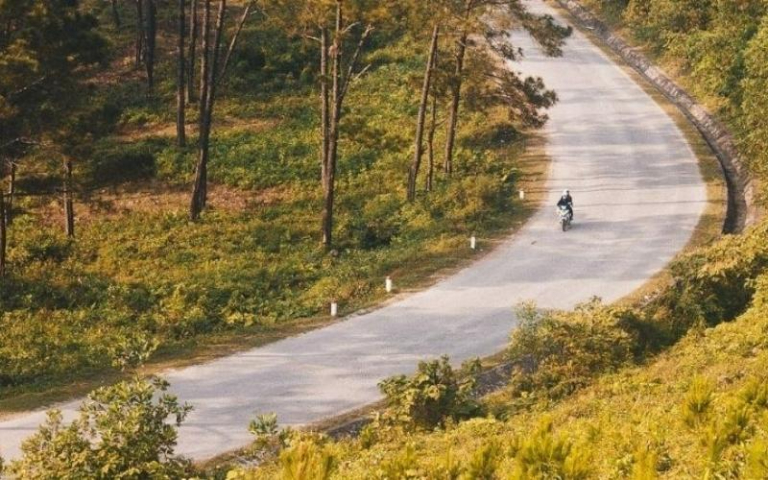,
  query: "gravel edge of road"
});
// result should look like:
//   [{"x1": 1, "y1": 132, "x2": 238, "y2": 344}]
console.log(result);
[{"x1": 555, "y1": 0, "x2": 762, "y2": 233}]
